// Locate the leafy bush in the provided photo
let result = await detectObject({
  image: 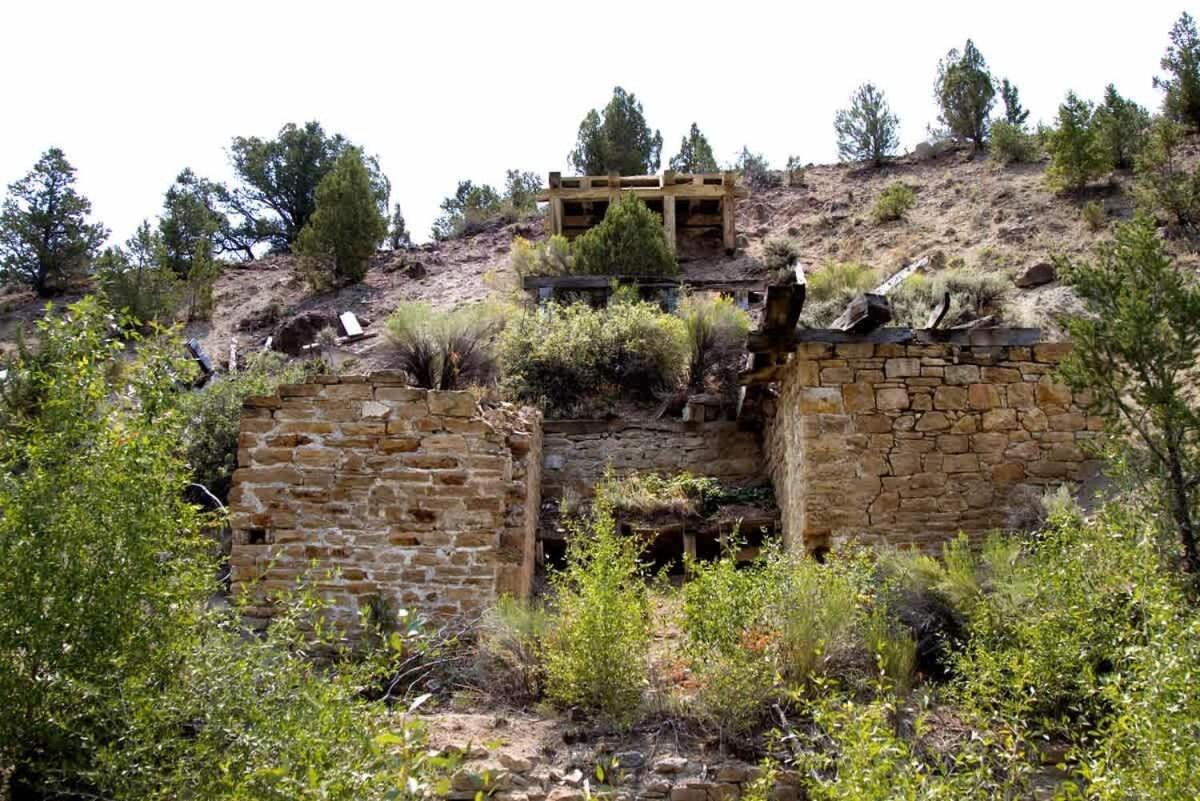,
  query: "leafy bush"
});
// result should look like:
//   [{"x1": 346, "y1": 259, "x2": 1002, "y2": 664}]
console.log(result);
[
  {"x1": 544, "y1": 491, "x2": 650, "y2": 724},
  {"x1": 296, "y1": 147, "x2": 388, "y2": 290},
  {"x1": 497, "y1": 300, "x2": 688, "y2": 413},
  {"x1": 834, "y1": 82, "x2": 900, "y2": 167},
  {"x1": 676, "y1": 292, "x2": 750, "y2": 392},
  {"x1": 1046, "y1": 92, "x2": 1110, "y2": 191},
  {"x1": 0, "y1": 297, "x2": 212, "y2": 793},
  {"x1": 1082, "y1": 200, "x2": 1107, "y2": 231},
  {"x1": 384, "y1": 301, "x2": 502, "y2": 390},
  {"x1": 572, "y1": 193, "x2": 677, "y2": 277},
  {"x1": 806, "y1": 261, "x2": 879, "y2": 303},
  {"x1": 872, "y1": 182, "x2": 915, "y2": 222},
  {"x1": 178, "y1": 351, "x2": 310, "y2": 503},
  {"x1": 690, "y1": 641, "x2": 777, "y2": 737},
  {"x1": 1133, "y1": 117, "x2": 1200, "y2": 226},
  {"x1": 988, "y1": 120, "x2": 1040, "y2": 164}
]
